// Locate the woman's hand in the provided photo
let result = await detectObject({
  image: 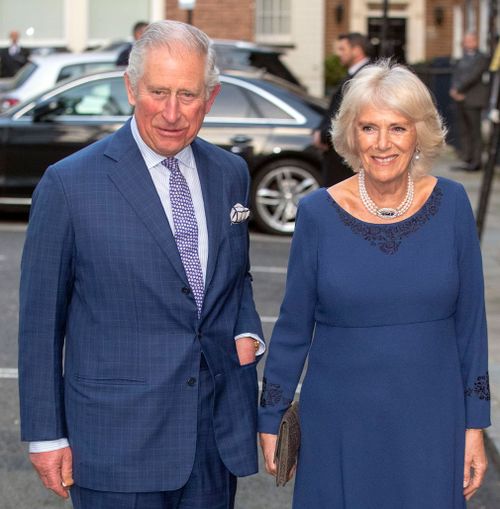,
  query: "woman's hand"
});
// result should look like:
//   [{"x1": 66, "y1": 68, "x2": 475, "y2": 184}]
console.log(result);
[
  {"x1": 259, "y1": 432, "x2": 278, "y2": 476},
  {"x1": 463, "y1": 428, "x2": 488, "y2": 500}
]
